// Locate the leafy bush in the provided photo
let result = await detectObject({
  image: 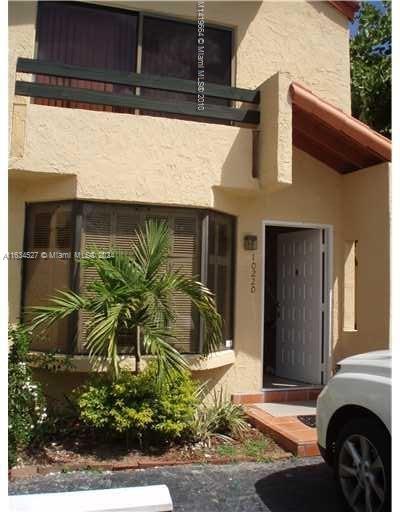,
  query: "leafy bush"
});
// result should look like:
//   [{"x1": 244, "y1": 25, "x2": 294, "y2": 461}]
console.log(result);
[
  {"x1": 74, "y1": 363, "x2": 199, "y2": 445},
  {"x1": 8, "y1": 324, "x2": 47, "y2": 467},
  {"x1": 191, "y1": 389, "x2": 249, "y2": 445}
]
